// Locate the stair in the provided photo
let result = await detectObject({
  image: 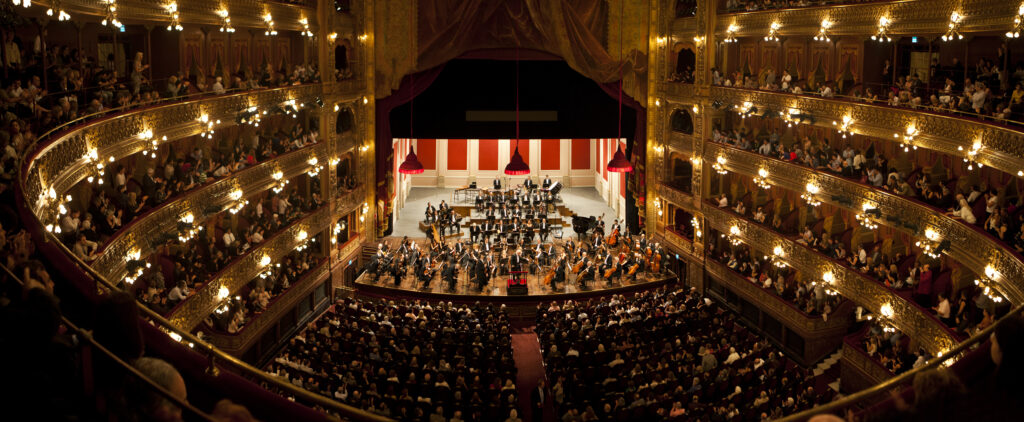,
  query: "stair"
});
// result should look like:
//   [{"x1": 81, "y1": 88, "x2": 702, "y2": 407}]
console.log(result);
[{"x1": 811, "y1": 349, "x2": 843, "y2": 392}]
